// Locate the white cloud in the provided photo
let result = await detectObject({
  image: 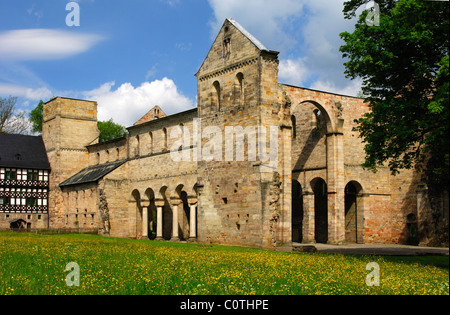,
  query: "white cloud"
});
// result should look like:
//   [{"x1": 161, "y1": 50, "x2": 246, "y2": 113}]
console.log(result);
[
  {"x1": 83, "y1": 78, "x2": 195, "y2": 127},
  {"x1": 1, "y1": 77, "x2": 195, "y2": 128},
  {"x1": 208, "y1": 0, "x2": 304, "y2": 50},
  {"x1": 0, "y1": 83, "x2": 52, "y2": 101},
  {"x1": 310, "y1": 78, "x2": 363, "y2": 97},
  {"x1": 279, "y1": 58, "x2": 308, "y2": 86},
  {"x1": 0, "y1": 29, "x2": 104, "y2": 61}
]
